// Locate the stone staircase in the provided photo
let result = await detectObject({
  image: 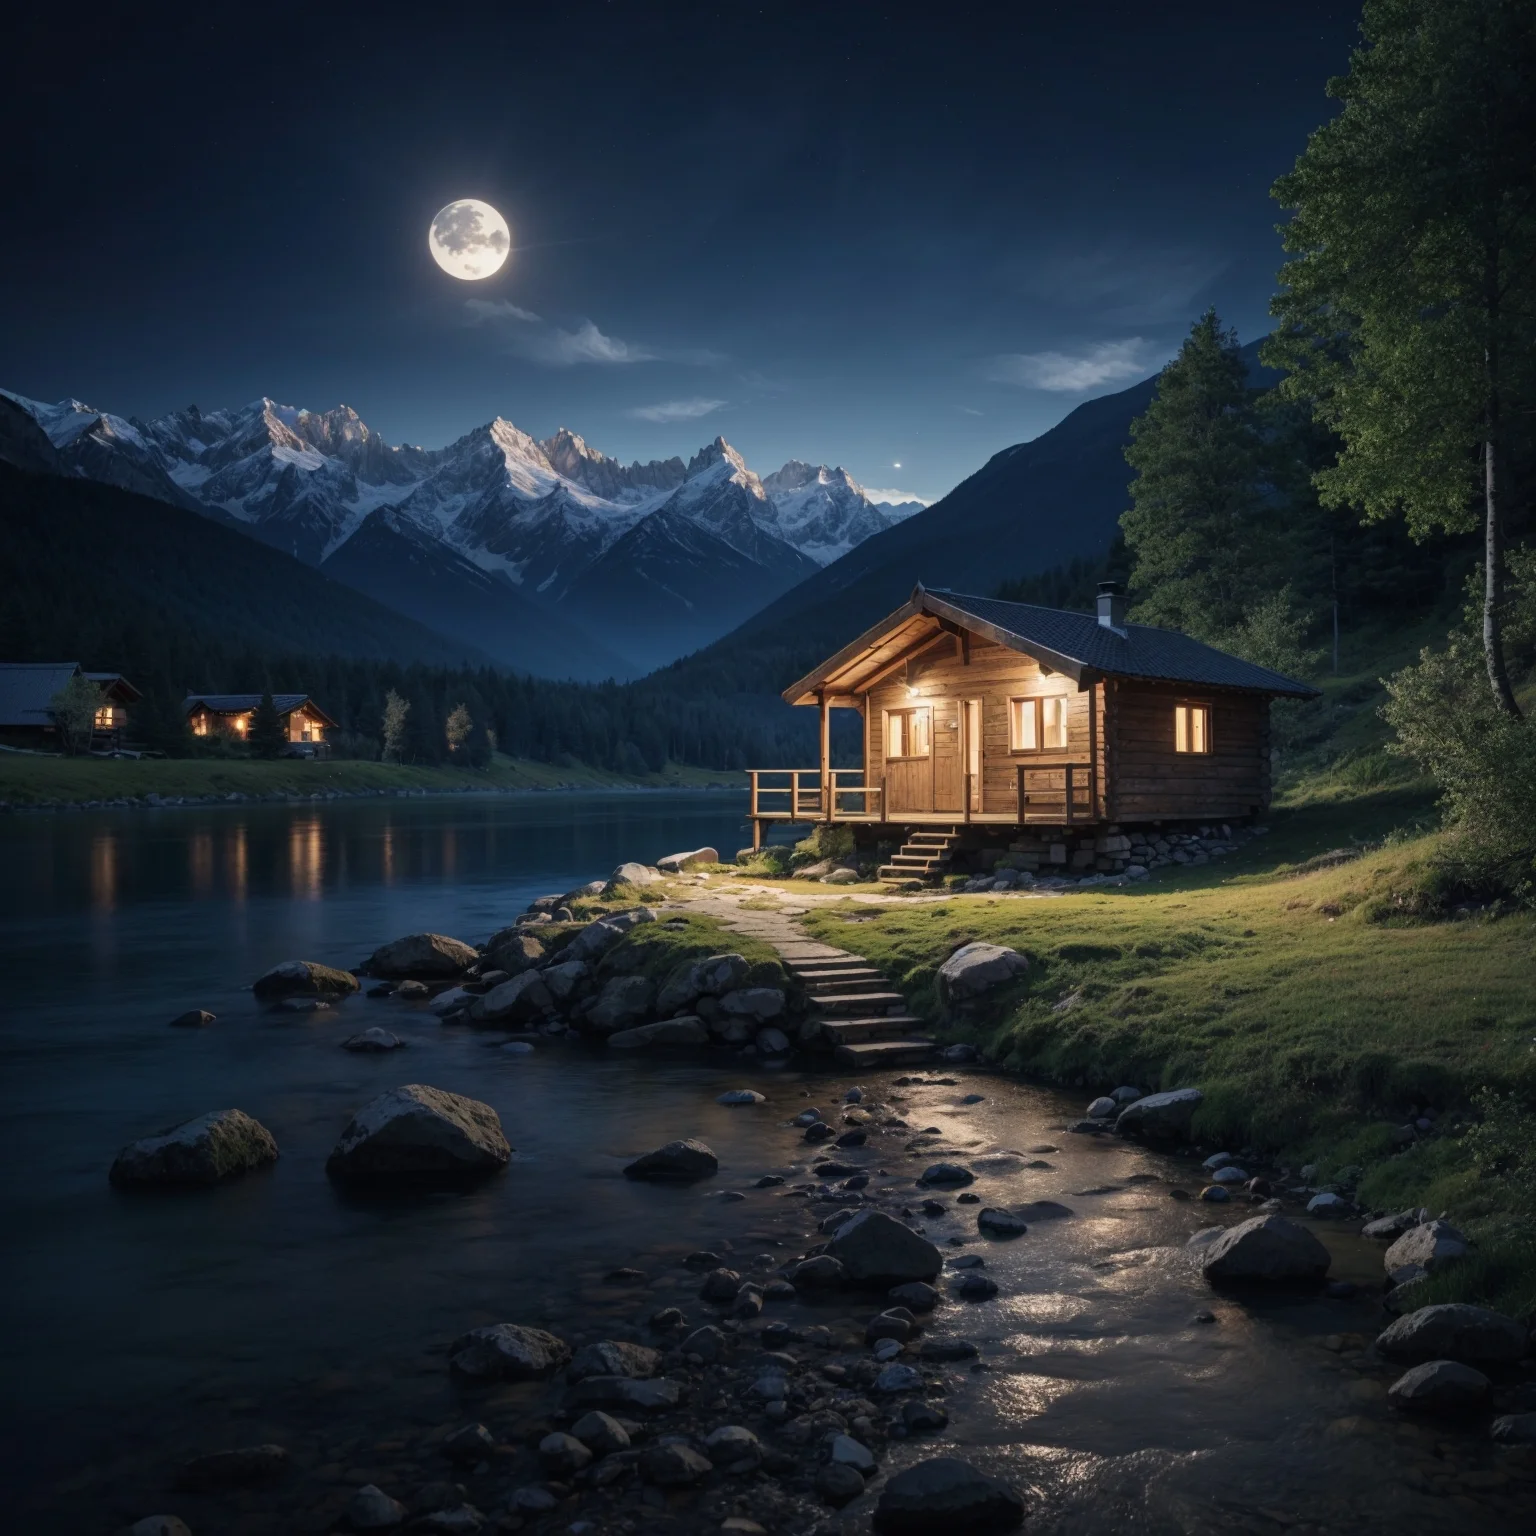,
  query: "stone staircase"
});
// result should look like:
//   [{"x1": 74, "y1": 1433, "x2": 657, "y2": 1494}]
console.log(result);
[
  {"x1": 877, "y1": 827, "x2": 961, "y2": 884},
  {"x1": 780, "y1": 946, "x2": 936, "y2": 1067}
]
